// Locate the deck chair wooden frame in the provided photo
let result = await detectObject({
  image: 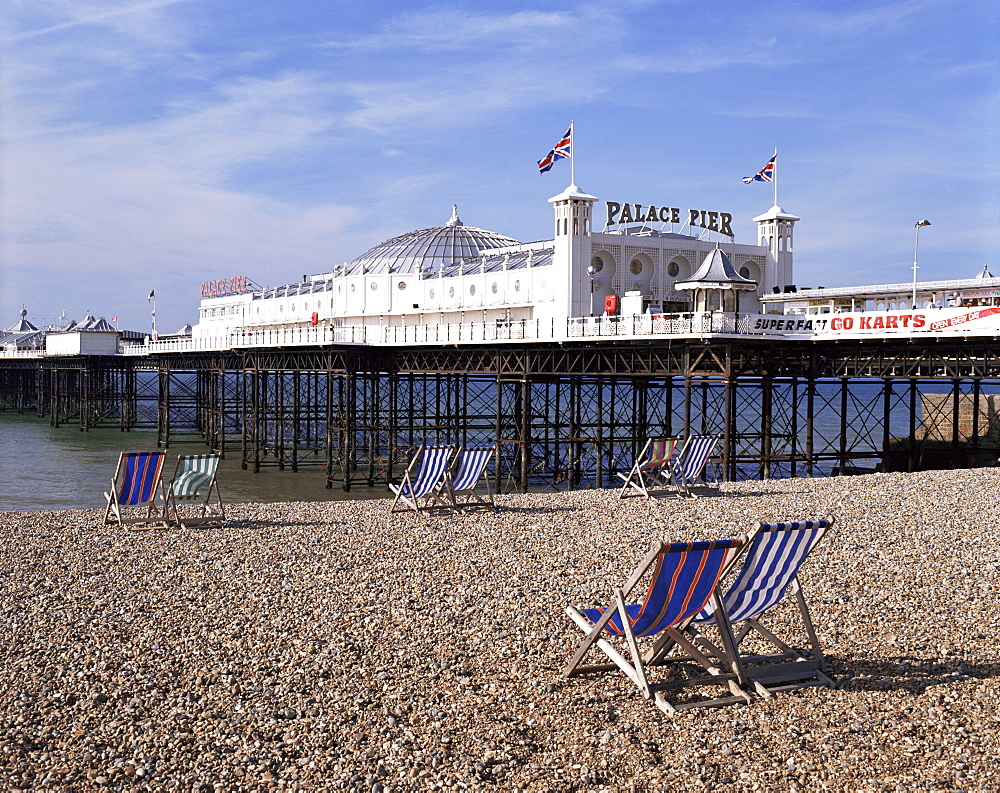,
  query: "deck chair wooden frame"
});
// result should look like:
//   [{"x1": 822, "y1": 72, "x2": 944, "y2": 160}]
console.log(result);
[
  {"x1": 163, "y1": 453, "x2": 225, "y2": 529},
  {"x1": 691, "y1": 519, "x2": 835, "y2": 698},
  {"x1": 103, "y1": 451, "x2": 168, "y2": 528},
  {"x1": 389, "y1": 445, "x2": 455, "y2": 513},
  {"x1": 663, "y1": 434, "x2": 720, "y2": 497},
  {"x1": 616, "y1": 437, "x2": 677, "y2": 499},
  {"x1": 441, "y1": 445, "x2": 496, "y2": 512},
  {"x1": 564, "y1": 538, "x2": 752, "y2": 714}
]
